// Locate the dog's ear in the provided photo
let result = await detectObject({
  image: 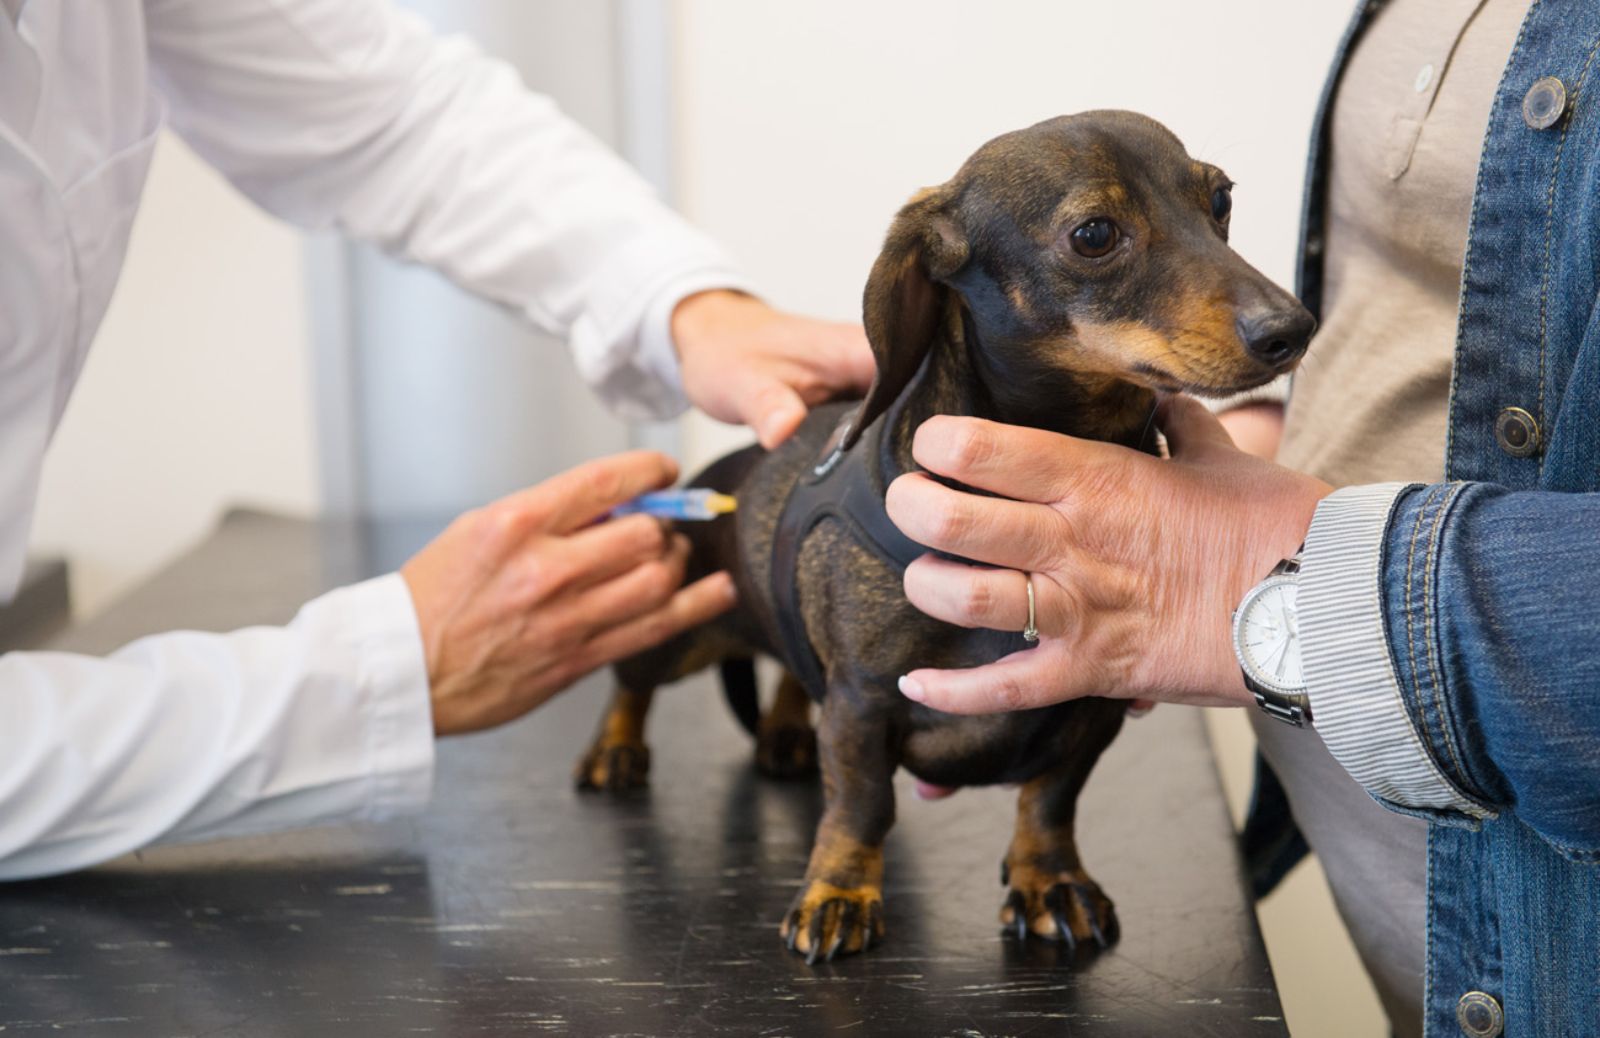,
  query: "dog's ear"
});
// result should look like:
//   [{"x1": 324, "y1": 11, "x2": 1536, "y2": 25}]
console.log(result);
[{"x1": 841, "y1": 189, "x2": 968, "y2": 450}]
